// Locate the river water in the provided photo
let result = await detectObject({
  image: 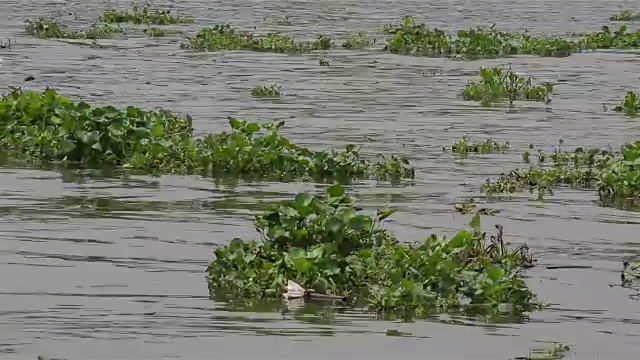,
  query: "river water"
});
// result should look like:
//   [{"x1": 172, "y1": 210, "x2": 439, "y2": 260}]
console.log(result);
[{"x1": 2, "y1": 0, "x2": 640, "y2": 359}]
